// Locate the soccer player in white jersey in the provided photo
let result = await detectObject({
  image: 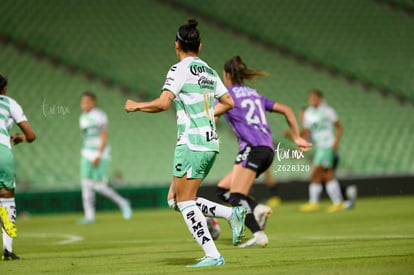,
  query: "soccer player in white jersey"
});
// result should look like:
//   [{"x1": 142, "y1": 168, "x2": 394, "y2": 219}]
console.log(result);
[
  {"x1": 125, "y1": 19, "x2": 247, "y2": 267},
  {"x1": 0, "y1": 74, "x2": 36, "y2": 260},
  {"x1": 79, "y1": 92, "x2": 132, "y2": 224},
  {"x1": 300, "y1": 89, "x2": 345, "y2": 213}
]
